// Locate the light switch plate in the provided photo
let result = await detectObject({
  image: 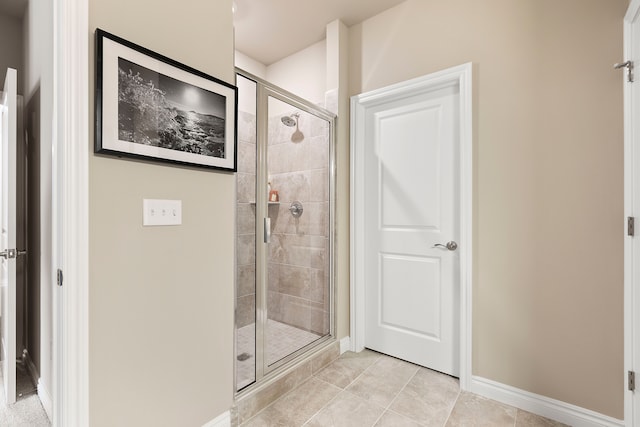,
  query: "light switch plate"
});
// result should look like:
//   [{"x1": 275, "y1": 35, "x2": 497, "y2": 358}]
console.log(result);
[{"x1": 143, "y1": 199, "x2": 182, "y2": 226}]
